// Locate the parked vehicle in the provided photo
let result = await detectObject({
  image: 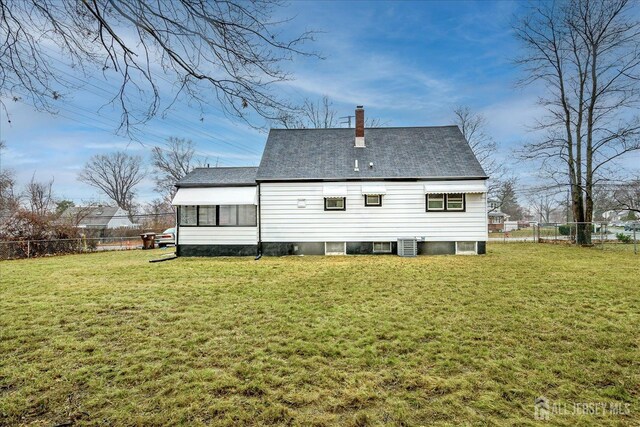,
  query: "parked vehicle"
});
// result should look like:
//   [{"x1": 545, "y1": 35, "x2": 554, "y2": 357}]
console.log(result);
[
  {"x1": 624, "y1": 222, "x2": 640, "y2": 231},
  {"x1": 156, "y1": 228, "x2": 176, "y2": 247}
]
